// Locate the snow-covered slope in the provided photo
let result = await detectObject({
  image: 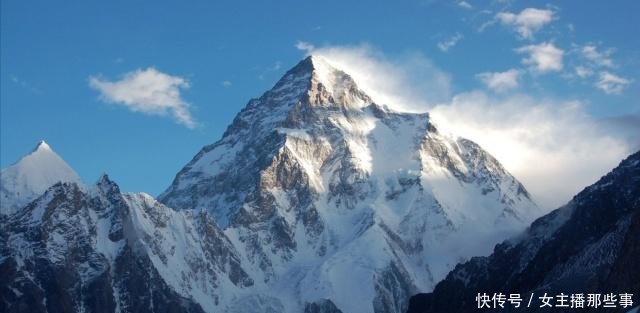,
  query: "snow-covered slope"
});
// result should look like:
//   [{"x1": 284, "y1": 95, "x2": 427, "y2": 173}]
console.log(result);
[
  {"x1": 1, "y1": 141, "x2": 82, "y2": 215},
  {"x1": 0, "y1": 175, "x2": 252, "y2": 313},
  {"x1": 160, "y1": 56, "x2": 541, "y2": 313},
  {"x1": 408, "y1": 150, "x2": 640, "y2": 313}
]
